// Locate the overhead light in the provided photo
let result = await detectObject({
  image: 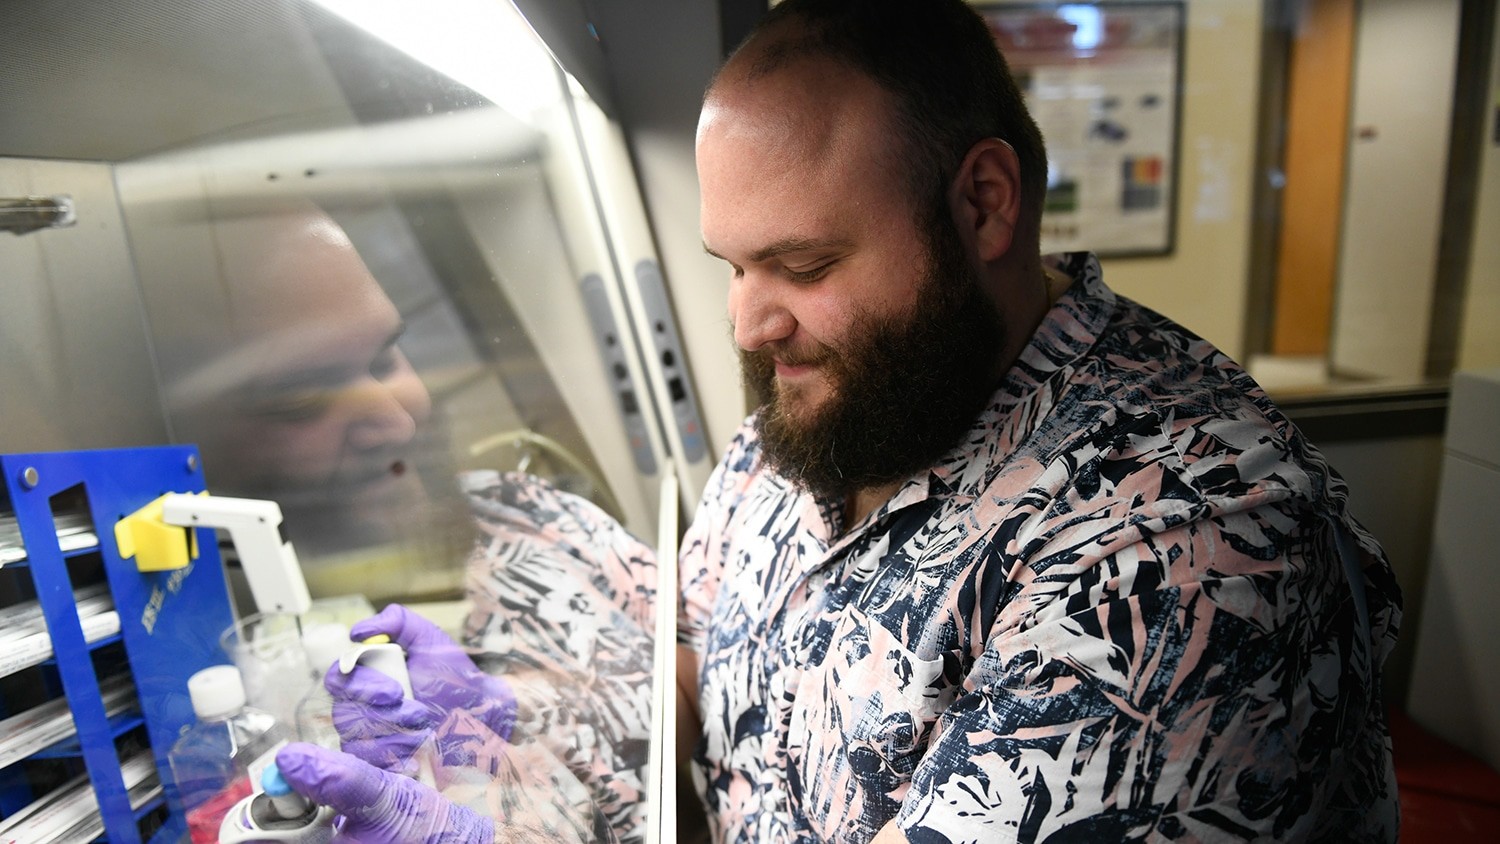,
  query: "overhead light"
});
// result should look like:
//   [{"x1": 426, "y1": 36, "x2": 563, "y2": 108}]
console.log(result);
[{"x1": 308, "y1": 0, "x2": 562, "y2": 122}]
